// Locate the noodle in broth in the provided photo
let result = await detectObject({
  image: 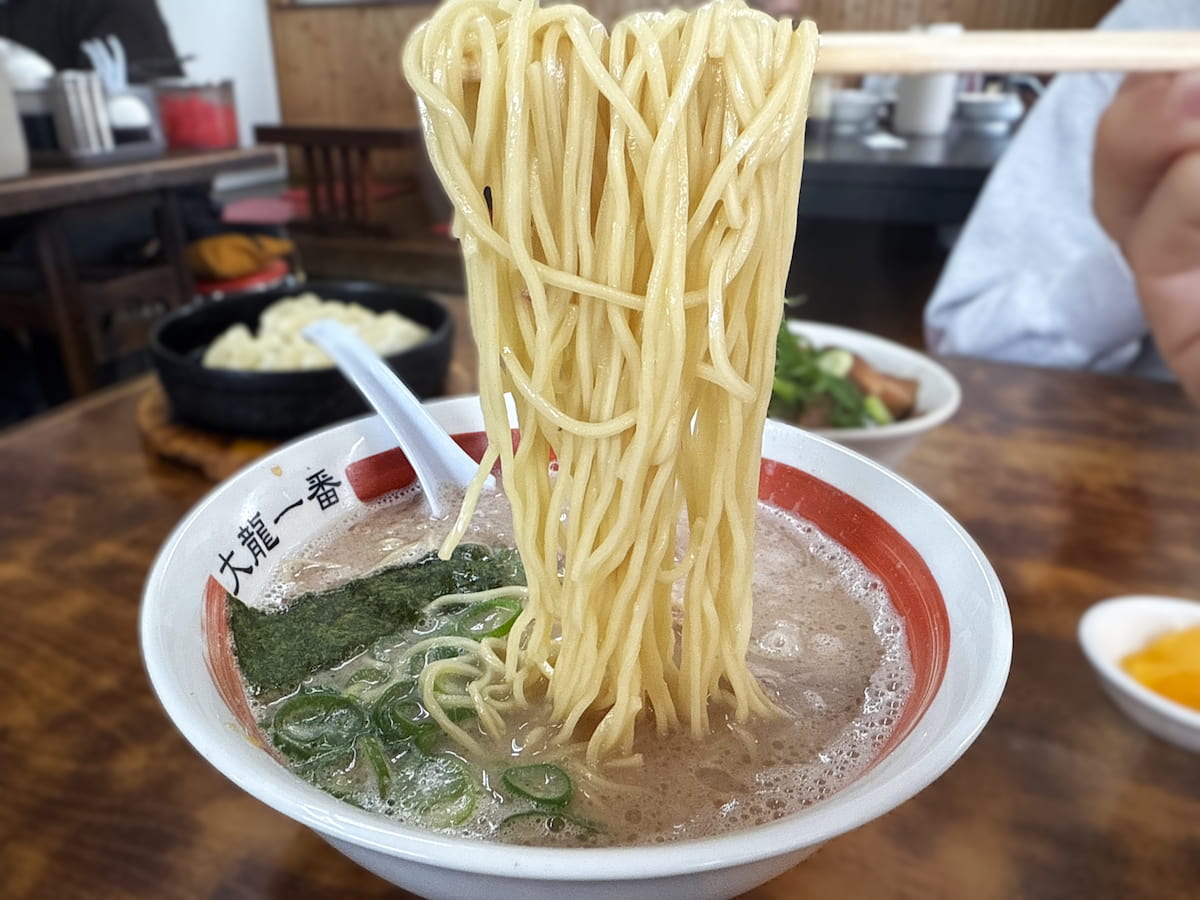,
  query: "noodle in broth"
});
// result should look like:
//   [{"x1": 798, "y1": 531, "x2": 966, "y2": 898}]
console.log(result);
[{"x1": 251, "y1": 487, "x2": 912, "y2": 846}]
